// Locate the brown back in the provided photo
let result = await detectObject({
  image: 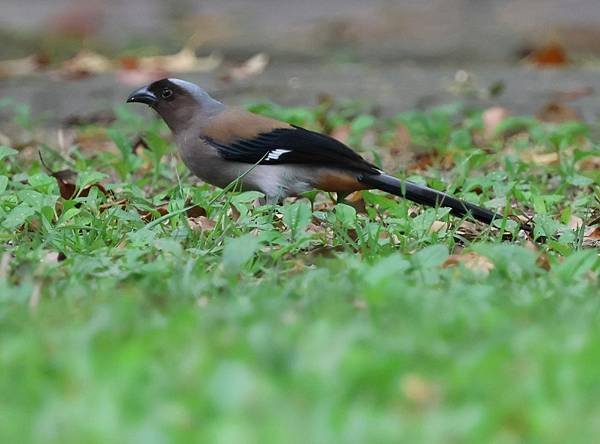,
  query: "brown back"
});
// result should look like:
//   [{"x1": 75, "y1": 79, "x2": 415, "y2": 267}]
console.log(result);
[{"x1": 204, "y1": 108, "x2": 291, "y2": 144}]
